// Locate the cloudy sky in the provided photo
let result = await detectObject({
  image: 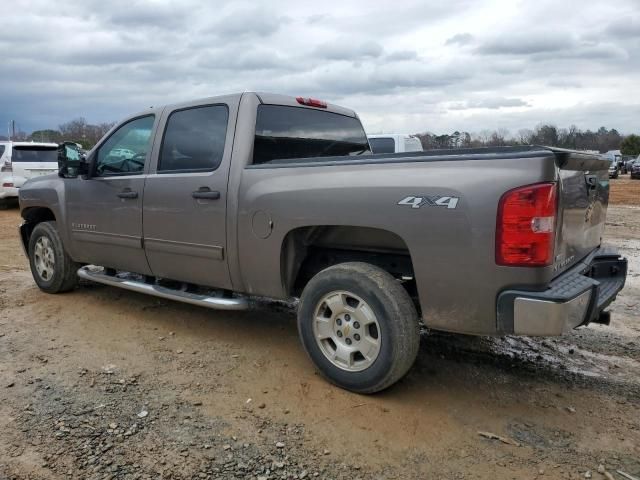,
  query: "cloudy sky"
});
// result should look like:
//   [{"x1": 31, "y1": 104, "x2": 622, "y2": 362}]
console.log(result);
[{"x1": 2, "y1": 0, "x2": 639, "y2": 136}]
